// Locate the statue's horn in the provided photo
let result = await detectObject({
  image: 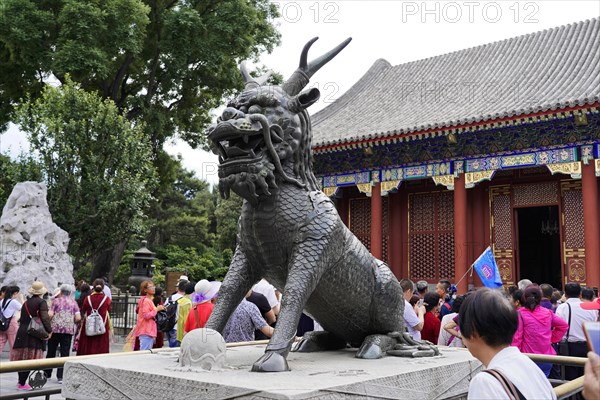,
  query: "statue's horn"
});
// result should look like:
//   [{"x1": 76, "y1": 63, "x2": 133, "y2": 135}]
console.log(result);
[
  {"x1": 282, "y1": 37, "x2": 352, "y2": 96},
  {"x1": 240, "y1": 61, "x2": 273, "y2": 89}
]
